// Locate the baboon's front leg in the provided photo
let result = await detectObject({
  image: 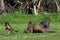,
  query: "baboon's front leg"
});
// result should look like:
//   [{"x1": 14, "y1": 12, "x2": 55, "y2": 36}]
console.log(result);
[
  {"x1": 30, "y1": 27, "x2": 33, "y2": 33},
  {"x1": 45, "y1": 28, "x2": 50, "y2": 32},
  {"x1": 27, "y1": 27, "x2": 33, "y2": 33},
  {"x1": 40, "y1": 28, "x2": 46, "y2": 33}
]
